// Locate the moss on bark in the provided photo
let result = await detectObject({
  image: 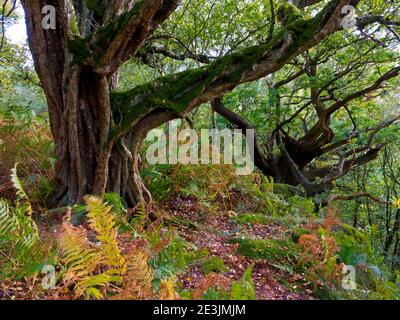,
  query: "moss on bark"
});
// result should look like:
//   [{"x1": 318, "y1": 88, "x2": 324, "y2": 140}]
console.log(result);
[
  {"x1": 110, "y1": 7, "x2": 322, "y2": 138},
  {"x1": 68, "y1": 36, "x2": 92, "y2": 65},
  {"x1": 92, "y1": 0, "x2": 145, "y2": 54}
]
